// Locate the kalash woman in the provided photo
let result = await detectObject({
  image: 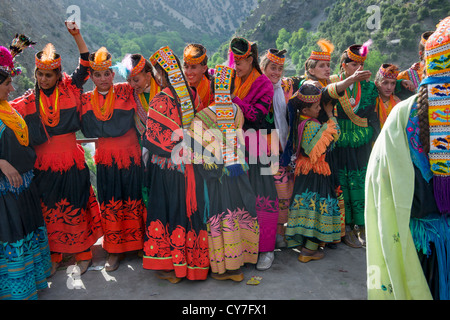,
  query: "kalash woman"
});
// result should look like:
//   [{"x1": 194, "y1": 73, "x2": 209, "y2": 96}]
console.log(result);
[
  {"x1": 113, "y1": 53, "x2": 160, "y2": 207},
  {"x1": 260, "y1": 48, "x2": 295, "y2": 250},
  {"x1": 80, "y1": 47, "x2": 146, "y2": 272},
  {"x1": 366, "y1": 16, "x2": 450, "y2": 300},
  {"x1": 374, "y1": 63, "x2": 402, "y2": 129},
  {"x1": 0, "y1": 35, "x2": 51, "y2": 300},
  {"x1": 188, "y1": 65, "x2": 260, "y2": 281},
  {"x1": 326, "y1": 43, "x2": 414, "y2": 248},
  {"x1": 183, "y1": 43, "x2": 213, "y2": 110},
  {"x1": 229, "y1": 37, "x2": 279, "y2": 271},
  {"x1": 284, "y1": 84, "x2": 342, "y2": 262},
  {"x1": 142, "y1": 46, "x2": 208, "y2": 283},
  {"x1": 10, "y1": 22, "x2": 102, "y2": 276}
]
